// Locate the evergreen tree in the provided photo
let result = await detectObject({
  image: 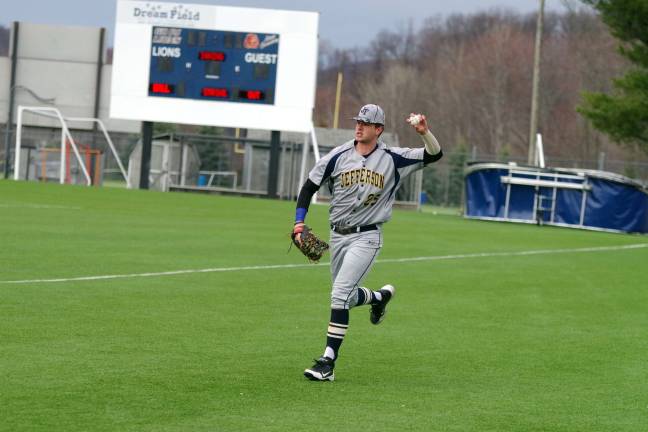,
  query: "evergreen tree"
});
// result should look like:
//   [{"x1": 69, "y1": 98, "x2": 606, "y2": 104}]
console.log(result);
[
  {"x1": 153, "y1": 122, "x2": 177, "y2": 135},
  {"x1": 578, "y1": 0, "x2": 648, "y2": 153},
  {"x1": 447, "y1": 145, "x2": 468, "y2": 207},
  {"x1": 422, "y1": 165, "x2": 441, "y2": 205}
]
